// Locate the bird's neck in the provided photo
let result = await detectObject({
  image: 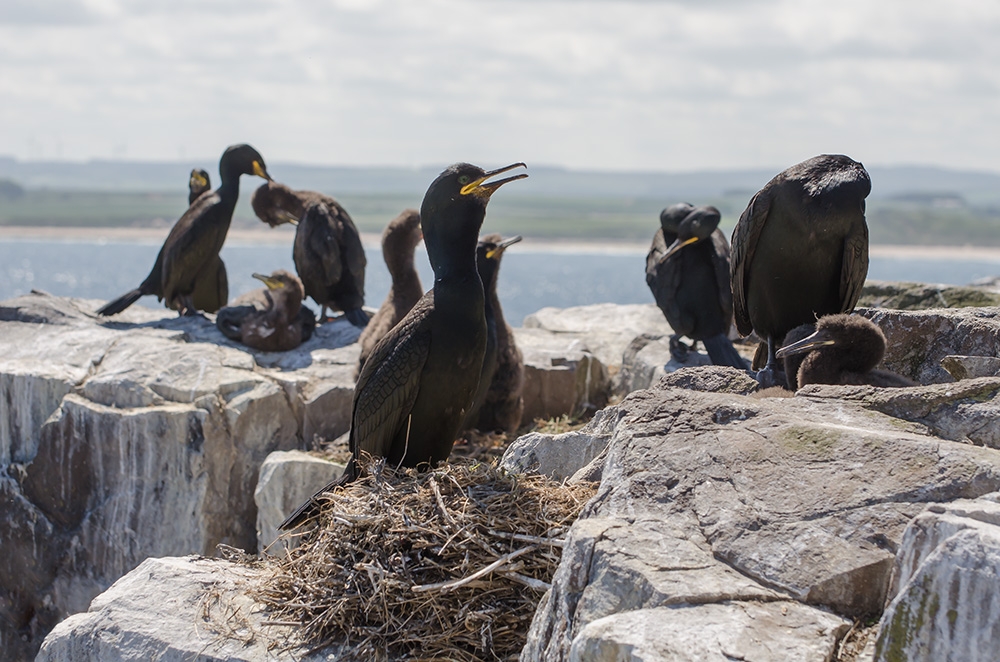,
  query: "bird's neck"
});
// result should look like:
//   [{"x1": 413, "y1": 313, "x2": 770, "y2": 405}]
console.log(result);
[
  {"x1": 427, "y1": 228, "x2": 480, "y2": 282},
  {"x1": 216, "y1": 171, "x2": 241, "y2": 207}
]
